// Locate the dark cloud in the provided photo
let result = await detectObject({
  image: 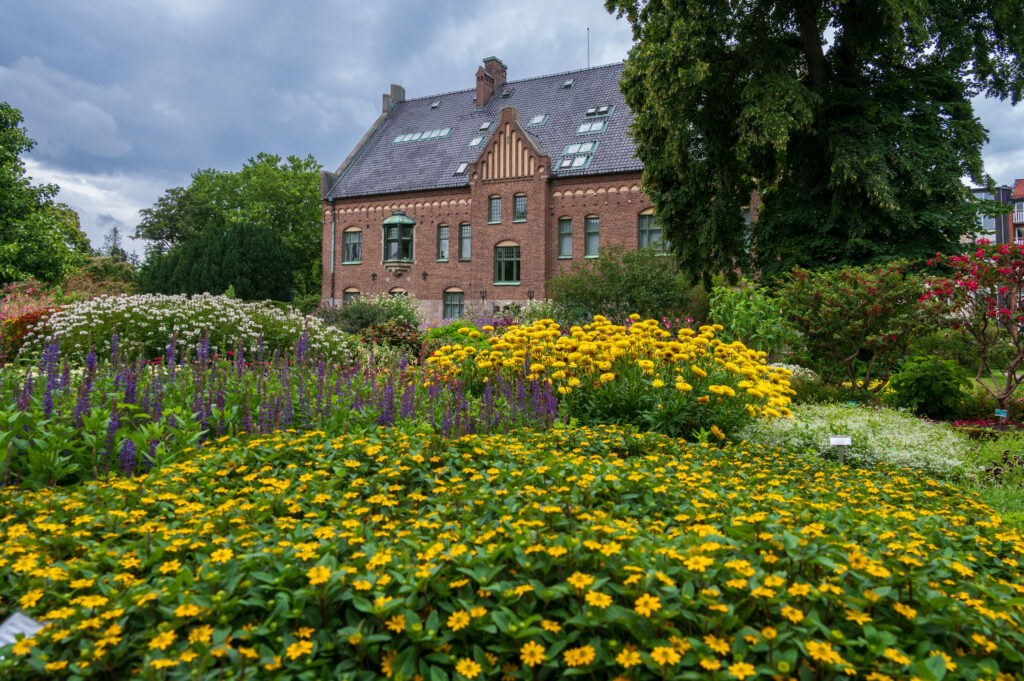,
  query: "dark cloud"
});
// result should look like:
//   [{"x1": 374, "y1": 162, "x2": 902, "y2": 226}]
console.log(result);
[{"x1": 1, "y1": 0, "x2": 1018, "y2": 255}]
